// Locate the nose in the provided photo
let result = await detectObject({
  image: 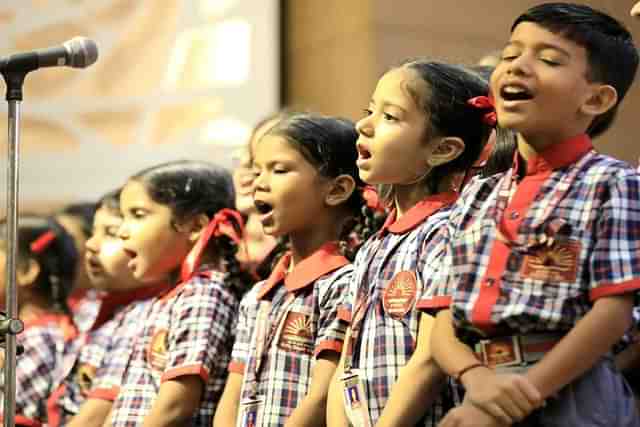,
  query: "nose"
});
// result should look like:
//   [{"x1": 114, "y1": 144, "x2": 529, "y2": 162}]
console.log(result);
[
  {"x1": 85, "y1": 234, "x2": 99, "y2": 254},
  {"x1": 117, "y1": 222, "x2": 130, "y2": 240},
  {"x1": 253, "y1": 169, "x2": 268, "y2": 193},
  {"x1": 506, "y1": 53, "x2": 532, "y2": 77},
  {"x1": 356, "y1": 114, "x2": 374, "y2": 138}
]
